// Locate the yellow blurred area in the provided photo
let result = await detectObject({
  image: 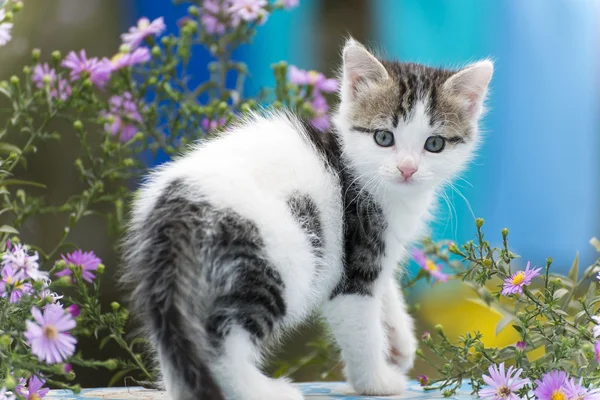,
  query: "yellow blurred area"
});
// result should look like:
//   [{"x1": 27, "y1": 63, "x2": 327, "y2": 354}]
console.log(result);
[{"x1": 416, "y1": 280, "x2": 545, "y2": 361}]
